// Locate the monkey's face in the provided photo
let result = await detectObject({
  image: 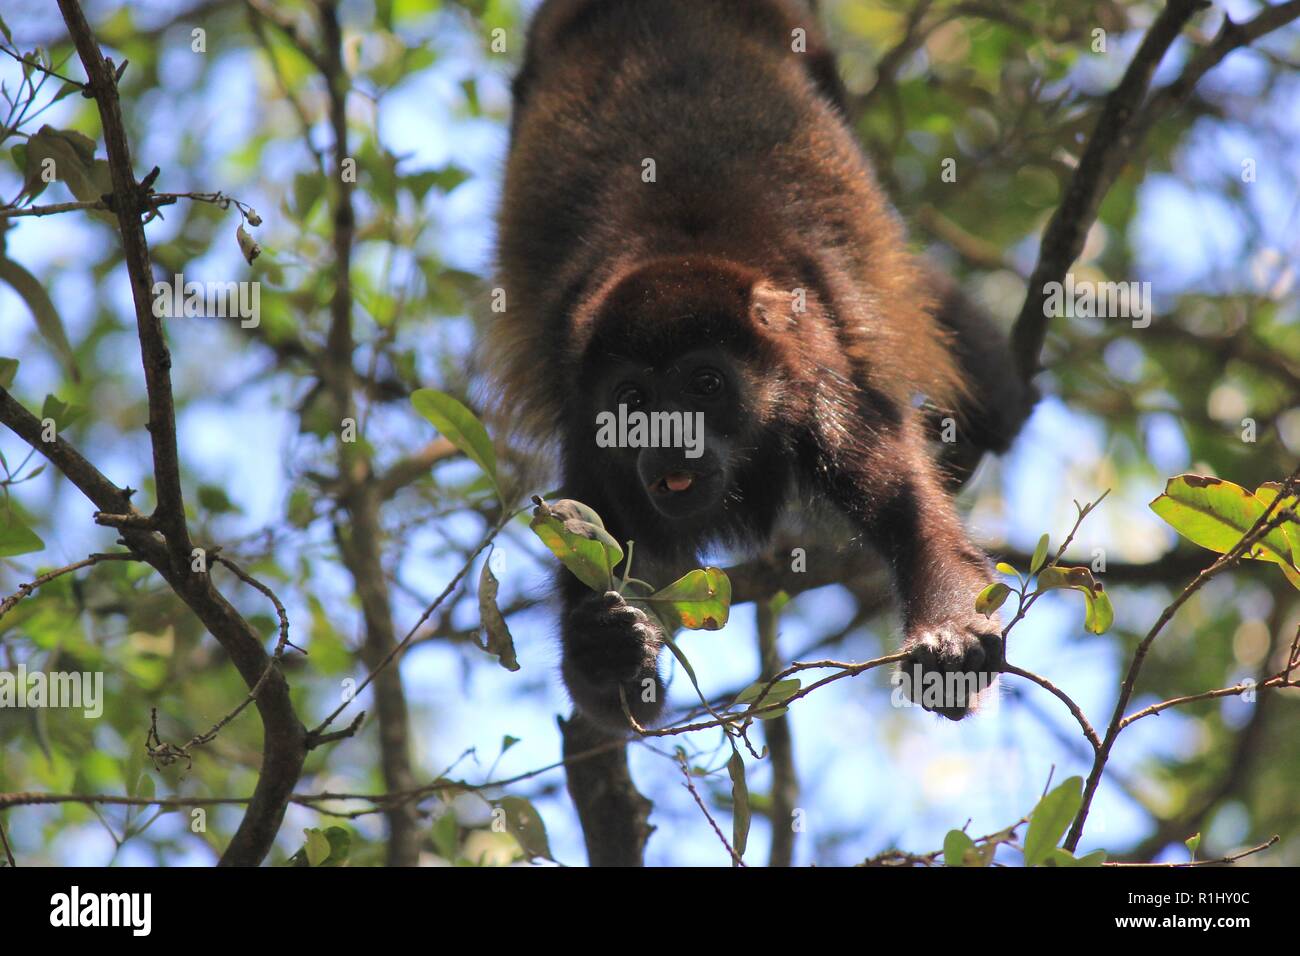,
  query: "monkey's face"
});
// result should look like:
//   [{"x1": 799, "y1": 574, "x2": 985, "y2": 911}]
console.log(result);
[{"x1": 588, "y1": 347, "x2": 747, "y2": 521}]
